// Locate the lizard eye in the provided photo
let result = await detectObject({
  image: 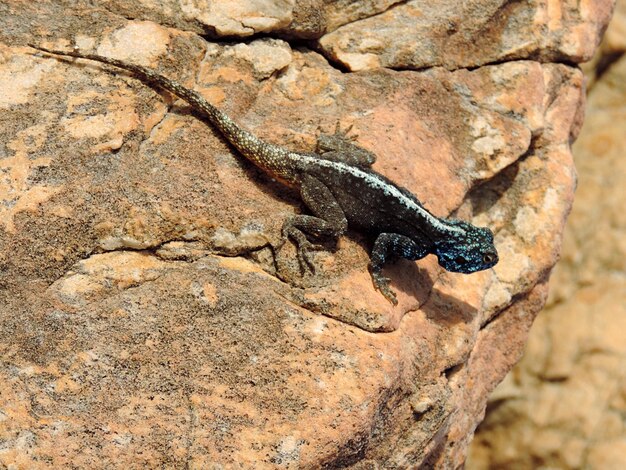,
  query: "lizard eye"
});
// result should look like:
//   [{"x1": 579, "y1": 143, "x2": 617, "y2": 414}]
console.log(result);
[{"x1": 483, "y1": 253, "x2": 496, "y2": 264}]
